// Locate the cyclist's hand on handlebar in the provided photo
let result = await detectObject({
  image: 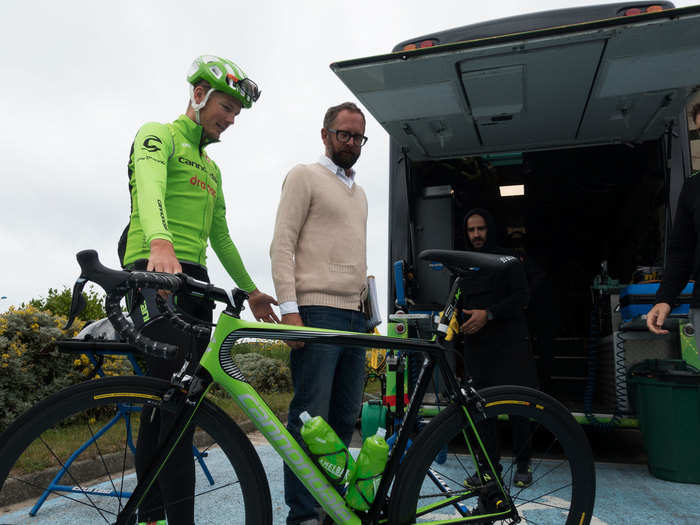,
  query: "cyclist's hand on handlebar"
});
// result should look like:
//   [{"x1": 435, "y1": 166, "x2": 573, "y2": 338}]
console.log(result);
[
  {"x1": 281, "y1": 313, "x2": 305, "y2": 349},
  {"x1": 646, "y1": 302, "x2": 671, "y2": 334},
  {"x1": 147, "y1": 240, "x2": 182, "y2": 298},
  {"x1": 147, "y1": 240, "x2": 183, "y2": 274},
  {"x1": 248, "y1": 289, "x2": 280, "y2": 323},
  {"x1": 461, "y1": 309, "x2": 488, "y2": 335}
]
